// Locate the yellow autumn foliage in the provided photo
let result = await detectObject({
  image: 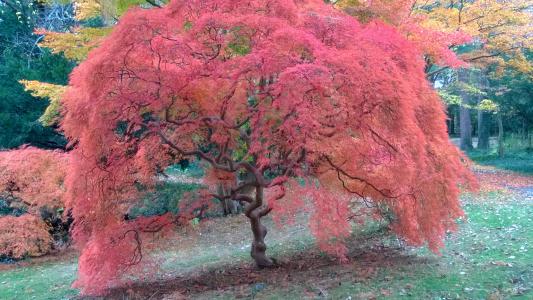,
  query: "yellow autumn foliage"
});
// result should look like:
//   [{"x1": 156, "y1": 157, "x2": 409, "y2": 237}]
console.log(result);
[
  {"x1": 73, "y1": 0, "x2": 162, "y2": 23},
  {"x1": 37, "y1": 27, "x2": 112, "y2": 61},
  {"x1": 336, "y1": 0, "x2": 533, "y2": 74},
  {"x1": 421, "y1": 0, "x2": 532, "y2": 70},
  {"x1": 74, "y1": 0, "x2": 102, "y2": 20},
  {"x1": 19, "y1": 80, "x2": 67, "y2": 126}
]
